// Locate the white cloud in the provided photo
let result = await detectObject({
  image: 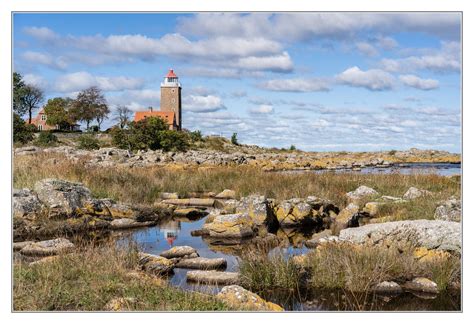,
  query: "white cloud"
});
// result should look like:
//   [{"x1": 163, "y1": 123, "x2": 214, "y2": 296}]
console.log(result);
[
  {"x1": 248, "y1": 105, "x2": 274, "y2": 114},
  {"x1": 399, "y1": 74, "x2": 439, "y2": 90},
  {"x1": 336, "y1": 66, "x2": 396, "y2": 91},
  {"x1": 355, "y1": 42, "x2": 378, "y2": 56},
  {"x1": 21, "y1": 51, "x2": 67, "y2": 70},
  {"x1": 374, "y1": 35, "x2": 398, "y2": 50},
  {"x1": 23, "y1": 26, "x2": 58, "y2": 41},
  {"x1": 54, "y1": 72, "x2": 145, "y2": 92},
  {"x1": 259, "y1": 78, "x2": 331, "y2": 92},
  {"x1": 22, "y1": 73, "x2": 47, "y2": 88},
  {"x1": 183, "y1": 95, "x2": 226, "y2": 113}
]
